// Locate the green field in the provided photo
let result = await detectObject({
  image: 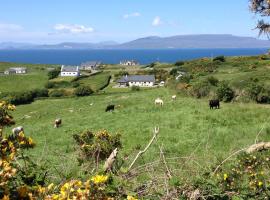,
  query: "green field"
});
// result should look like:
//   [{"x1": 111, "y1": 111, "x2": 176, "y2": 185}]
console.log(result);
[
  {"x1": 8, "y1": 87, "x2": 270, "y2": 183},
  {"x1": 78, "y1": 72, "x2": 111, "y2": 91}
]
